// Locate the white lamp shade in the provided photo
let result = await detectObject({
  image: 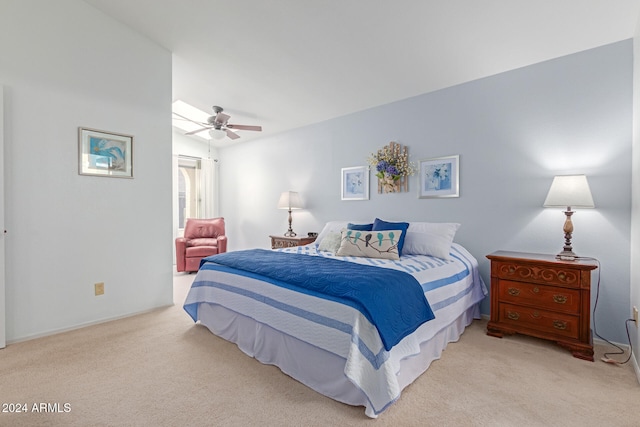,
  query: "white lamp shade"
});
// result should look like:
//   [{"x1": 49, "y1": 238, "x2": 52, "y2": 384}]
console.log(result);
[
  {"x1": 209, "y1": 128, "x2": 226, "y2": 140},
  {"x1": 543, "y1": 175, "x2": 595, "y2": 208},
  {"x1": 277, "y1": 191, "x2": 303, "y2": 210}
]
